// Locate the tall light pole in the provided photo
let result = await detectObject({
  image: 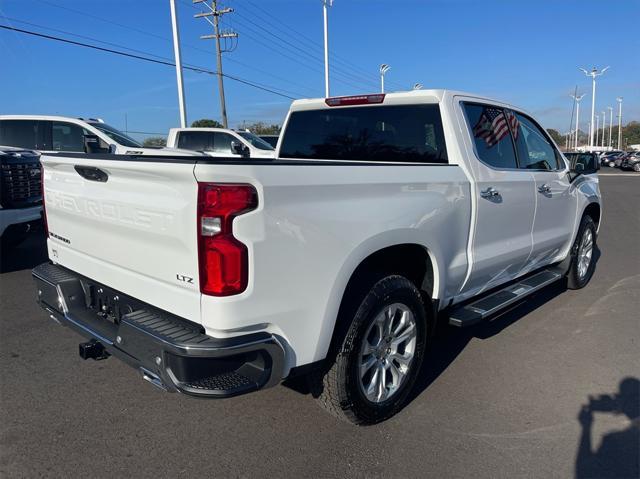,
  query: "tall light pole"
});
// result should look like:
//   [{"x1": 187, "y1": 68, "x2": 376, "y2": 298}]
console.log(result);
[
  {"x1": 601, "y1": 111, "x2": 606, "y2": 147},
  {"x1": 617, "y1": 97, "x2": 623, "y2": 150},
  {"x1": 169, "y1": 0, "x2": 187, "y2": 127},
  {"x1": 595, "y1": 114, "x2": 600, "y2": 147},
  {"x1": 380, "y1": 64, "x2": 390, "y2": 93},
  {"x1": 322, "y1": 0, "x2": 333, "y2": 97},
  {"x1": 580, "y1": 66, "x2": 609, "y2": 148},
  {"x1": 607, "y1": 106, "x2": 613, "y2": 148},
  {"x1": 571, "y1": 93, "x2": 585, "y2": 150}
]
